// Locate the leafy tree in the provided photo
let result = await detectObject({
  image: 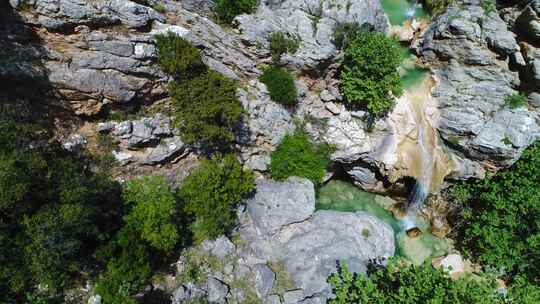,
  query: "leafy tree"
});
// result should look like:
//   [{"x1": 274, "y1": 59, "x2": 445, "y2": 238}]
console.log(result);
[
  {"x1": 332, "y1": 22, "x2": 371, "y2": 50},
  {"x1": 178, "y1": 154, "x2": 255, "y2": 242},
  {"x1": 268, "y1": 32, "x2": 300, "y2": 62},
  {"x1": 169, "y1": 70, "x2": 244, "y2": 150},
  {"x1": 328, "y1": 259, "x2": 536, "y2": 304},
  {"x1": 0, "y1": 102, "x2": 123, "y2": 302},
  {"x1": 155, "y1": 32, "x2": 204, "y2": 78},
  {"x1": 122, "y1": 176, "x2": 180, "y2": 252},
  {"x1": 259, "y1": 65, "x2": 297, "y2": 106},
  {"x1": 340, "y1": 30, "x2": 403, "y2": 116},
  {"x1": 450, "y1": 142, "x2": 540, "y2": 283},
  {"x1": 215, "y1": 0, "x2": 258, "y2": 24},
  {"x1": 270, "y1": 128, "x2": 331, "y2": 186}
]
